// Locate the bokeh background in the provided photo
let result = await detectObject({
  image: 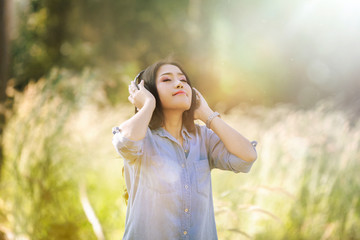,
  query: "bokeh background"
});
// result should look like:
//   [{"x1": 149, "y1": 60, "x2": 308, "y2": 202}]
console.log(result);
[{"x1": 0, "y1": 0, "x2": 359, "y2": 239}]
